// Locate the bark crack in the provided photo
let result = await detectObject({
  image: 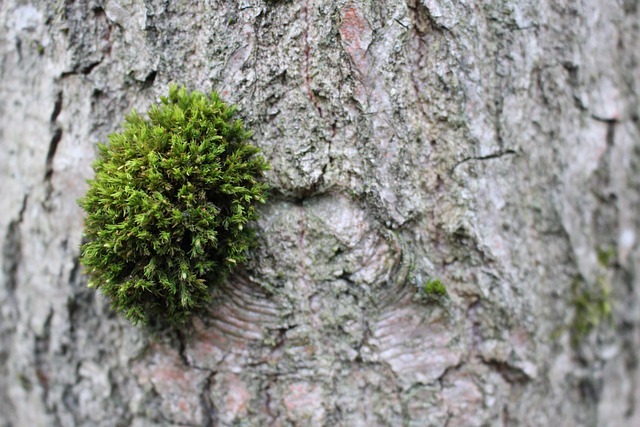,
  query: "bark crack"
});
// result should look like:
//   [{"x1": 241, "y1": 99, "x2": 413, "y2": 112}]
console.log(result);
[
  {"x1": 44, "y1": 91, "x2": 64, "y2": 206},
  {"x1": 451, "y1": 149, "x2": 517, "y2": 173},
  {"x1": 2, "y1": 195, "x2": 28, "y2": 293},
  {"x1": 408, "y1": 0, "x2": 439, "y2": 123},
  {"x1": 303, "y1": 0, "x2": 322, "y2": 117},
  {"x1": 200, "y1": 371, "x2": 217, "y2": 427},
  {"x1": 60, "y1": 59, "x2": 104, "y2": 78},
  {"x1": 296, "y1": 203, "x2": 308, "y2": 279},
  {"x1": 34, "y1": 308, "x2": 55, "y2": 419},
  {"x1": 591, "y1": 114, "x2": 618, "y2": 148},
  {"x1": 0, "y1": 195, "x2": 28, "y2": 425},
  {"x1": 264, "y1": 376, "x2": 281, "y2": 426}
]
